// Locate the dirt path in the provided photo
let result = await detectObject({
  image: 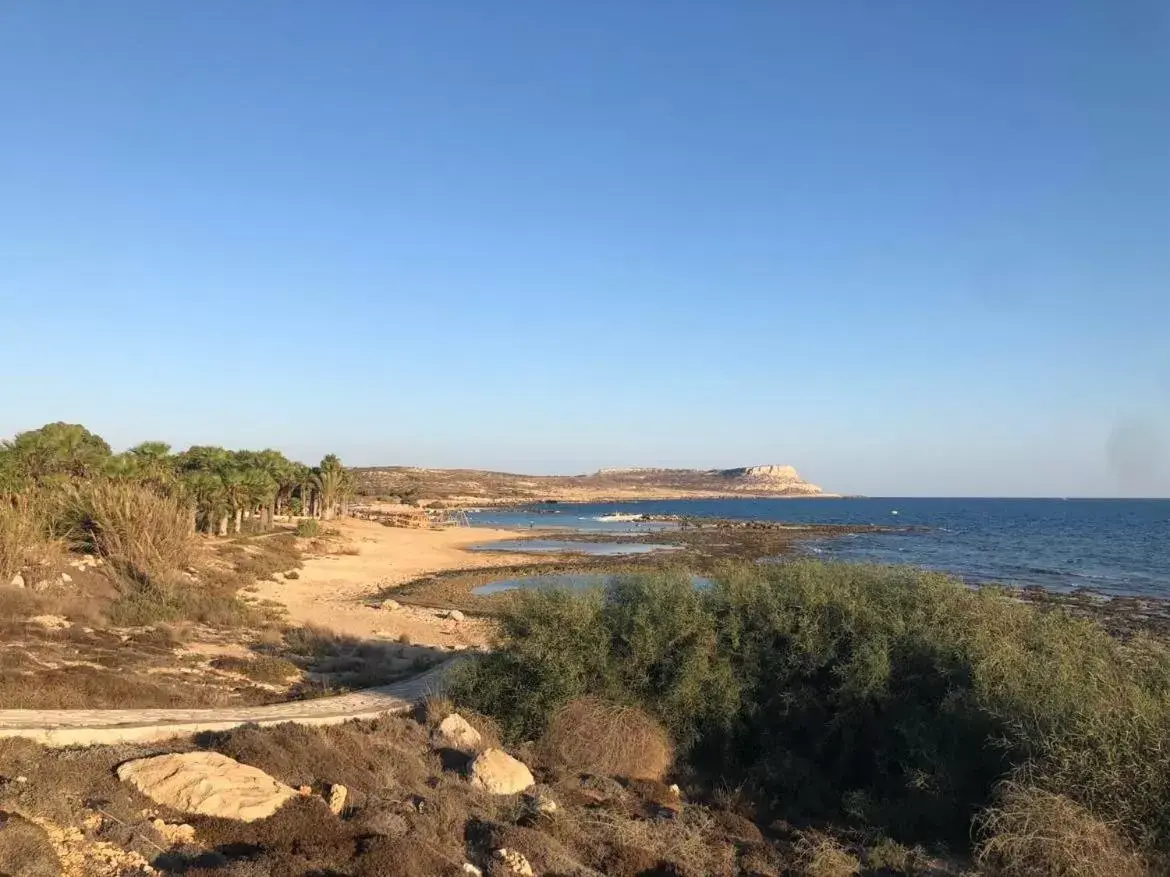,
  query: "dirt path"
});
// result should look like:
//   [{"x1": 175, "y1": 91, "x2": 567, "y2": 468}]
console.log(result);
[
  {"x1": 252, "y1": 517, "x2": 538, "y2": 647},
  {"x1": 0, "y1": 662, "x2": 453, "y2": 747}
]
